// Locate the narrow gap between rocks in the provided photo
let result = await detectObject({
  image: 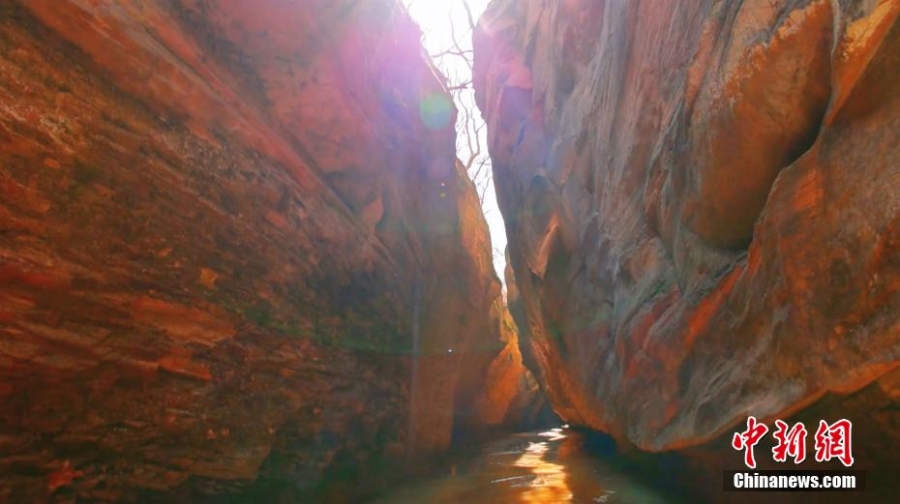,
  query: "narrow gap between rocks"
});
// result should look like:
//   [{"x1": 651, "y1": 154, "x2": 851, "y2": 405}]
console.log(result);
[{"x1": 406, "y1": 0, "x2": 508, "y2": 288}]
